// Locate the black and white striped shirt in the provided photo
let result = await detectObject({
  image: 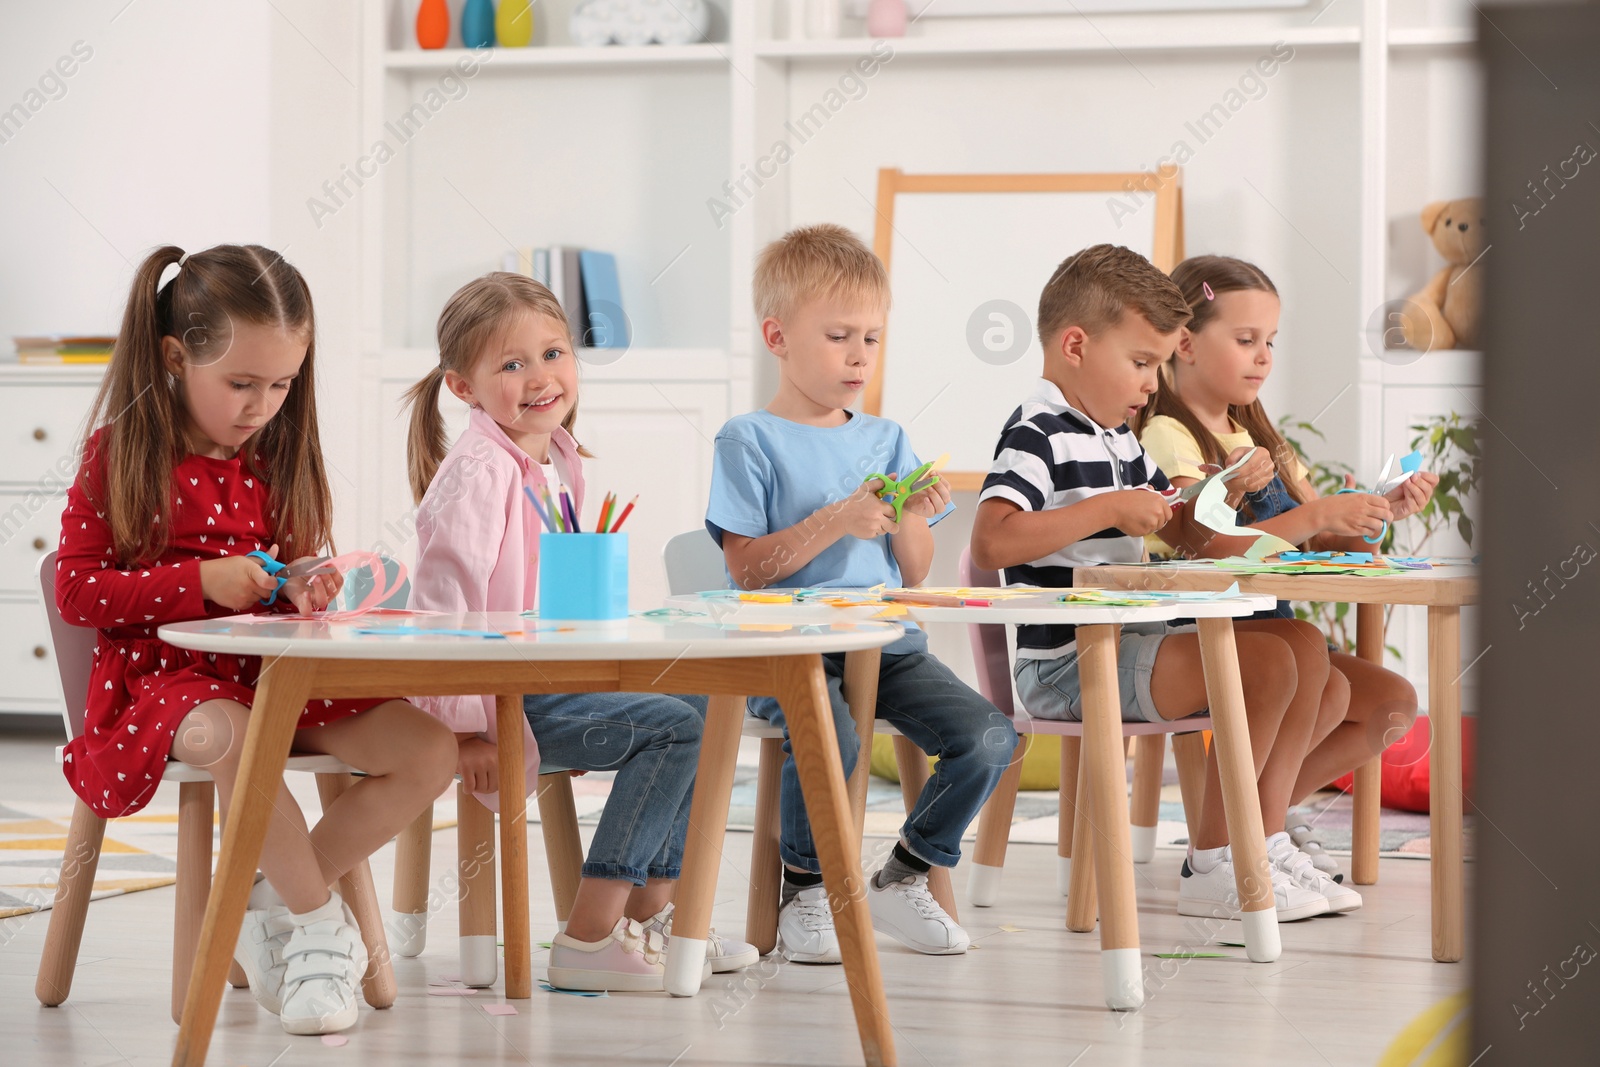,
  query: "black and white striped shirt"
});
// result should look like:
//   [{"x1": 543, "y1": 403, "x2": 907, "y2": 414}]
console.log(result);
[{"x1": 979, "y1": 378, "x2": 1173, "y2": 660}]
